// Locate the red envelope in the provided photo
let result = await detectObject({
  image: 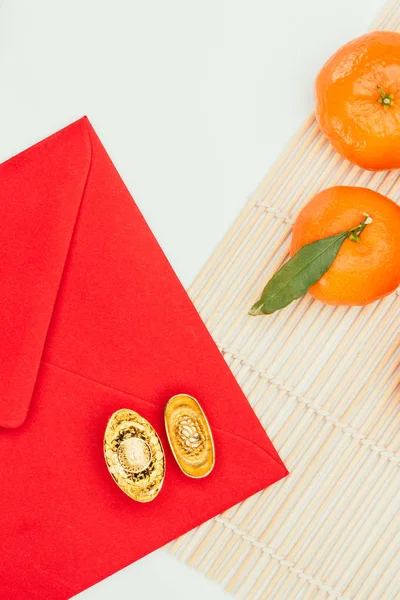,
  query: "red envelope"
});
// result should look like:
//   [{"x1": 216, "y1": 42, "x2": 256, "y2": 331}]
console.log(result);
[{"x1": 0, "y1": 118, "x2": 287, "y2": 599}]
